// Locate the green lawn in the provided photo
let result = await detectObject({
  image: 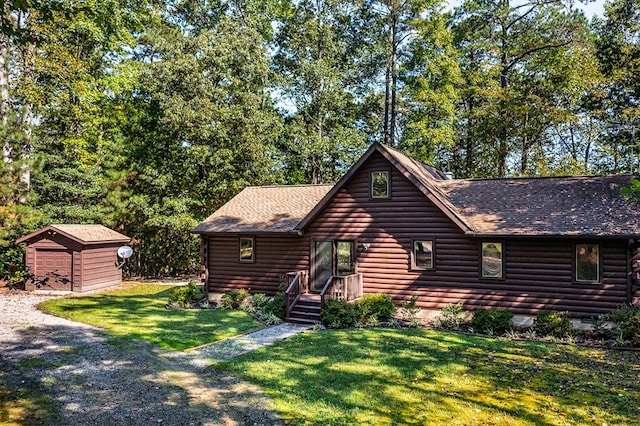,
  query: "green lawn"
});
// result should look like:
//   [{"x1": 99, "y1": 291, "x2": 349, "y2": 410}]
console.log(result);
[
  {"x1": 39, "y1": 283, "x2": 263, "y2": 351},
  {"x1": 0, "y1": 369, "x2": 55, "y2": 425},
  {"x1": 218, "y1": 328, "x2": 640, "y2": 425}
]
